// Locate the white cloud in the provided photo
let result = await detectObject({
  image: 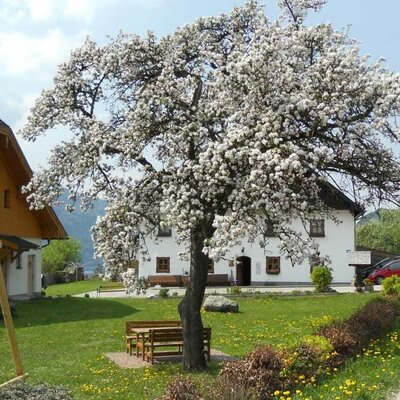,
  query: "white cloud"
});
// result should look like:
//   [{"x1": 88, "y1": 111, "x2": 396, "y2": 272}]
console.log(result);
[
  {"x1": 0, "y1": 29, "x2": 86, "y2": 75},
  {"x1": 65, "y1": 0, "x2": 94, "y2": 22},
  {"x1": 26, "y1": 0, "x2": 56, "y2": 22}
]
